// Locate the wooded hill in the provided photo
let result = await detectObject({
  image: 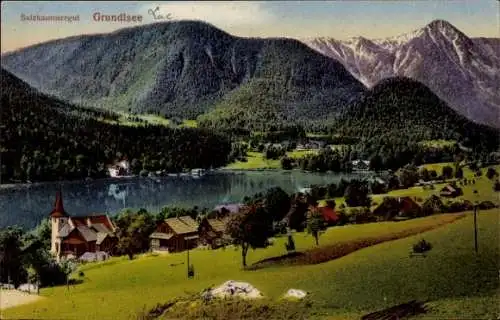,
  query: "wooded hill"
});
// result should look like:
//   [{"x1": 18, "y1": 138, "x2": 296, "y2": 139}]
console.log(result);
[
  {"x1": 1, "y1": 20, "x2": 366, "y2": 120},
  {"x1": 0, "y1": 68, "x2": 231, "y2": 183}
]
